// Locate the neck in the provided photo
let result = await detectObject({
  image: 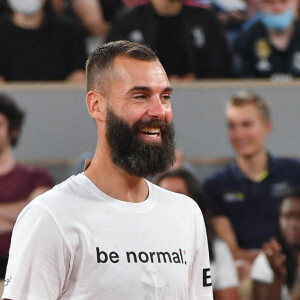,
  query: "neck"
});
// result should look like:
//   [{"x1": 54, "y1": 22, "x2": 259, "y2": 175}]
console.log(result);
[
  {"x1": 84, "y1": 141, "x2": 148, "y2": 203},
  {"x1": 151, "y1": 0, "x2": 183, "y2": 16},
  {"x1": 0, "y1": 147, "x2": 16, "y2": 176},
  {"x1": 12, "y1": 10, "x2": 44, "y2": 29},
  {"x1": 236, "y1": 150, "x2": 268, "y2": 181},
  {"x1": 268, "y1": 23, "x2": 294, "y2": 51}
]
